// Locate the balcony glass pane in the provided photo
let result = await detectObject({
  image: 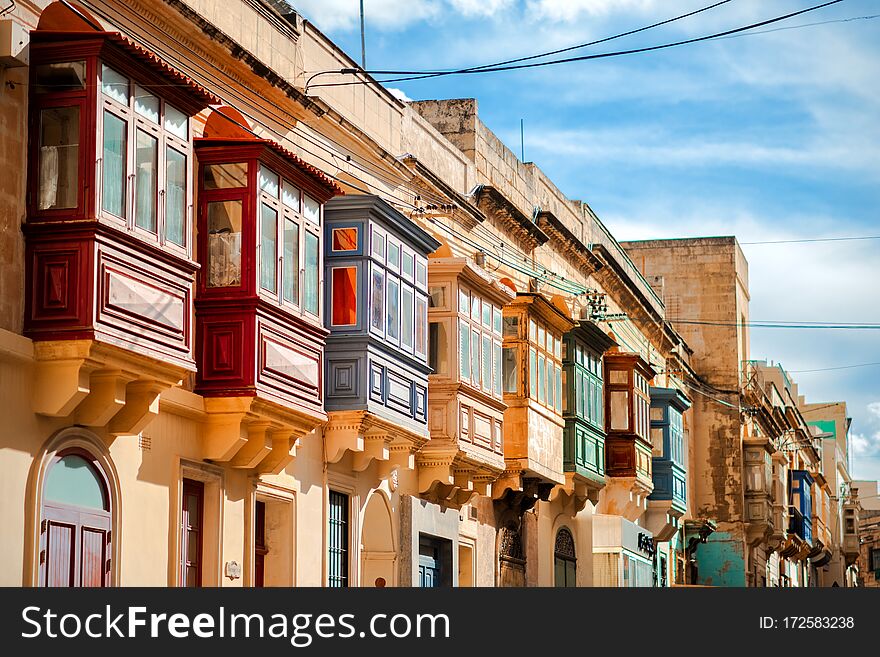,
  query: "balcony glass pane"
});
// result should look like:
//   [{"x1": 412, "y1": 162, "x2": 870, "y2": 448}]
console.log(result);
[
  {"x1": 101, "y1": 65, "x2": 129, "y2": 104},
  {"x1": 134, "y1": 86, "x2": 160, "y2": 123},
  {"x1": 303, "y1": 194, "x2": 321, "y2": 224},
  {"x1": 282, "y1": 219, "x2": 300, "y2": 304},
  {"x1": 416, "y1": 295, "x2": 428, "y2": 357},
  {"x1": 331, "y1": 267, "x2": 357, "y2": 326},
  {"x1": 102, "y1": 111, "x2": 126, "y2": 218},
  {"x1": 459, "y1": 319, "x2": 470, "y2": 380},
  {"x1": 370, "y1": 268, "x2": 384, "y2": 332},
  {"x1": 482, "y1": 335, "x2": 492, "y2": 392},
  {"x1": 494, "y1": 342, "x2": 502, "y2": 397},
  {"x1": 39, "y1": 106, "x2": 80, "y2": 210},
  {"x1": 401, "y1": 286, "x2": 414, "y2": 349},
  {"x1": 387, "y1": 278, "x2": 400, "y2": 339},
  {"x1": 164, "y1": 104, "x2": 188, "y2": 139},
  {"x1": 203, "y1": 162, "x2": 247, "y2": 189},
  {"x1": 537, "y1": 354, "x2": 545, "y2": 404},
  {"x1": 35, "y1": 61, "x2": 86, "y2": 94},
  {"x1": 134, "y1": 129, "x2": 158, "y2": 232},
  {"x1": 502, "y1": 347, "x2": 518, "y2": 394},
  {"x1": 207, "y1": 200, "x2": 242, "y2": 287},
  {"x1": 259, "y1": 165, "x2": 280, "y2": 197},
  {"x1": 332, "y1": 227, "x2": 358, "y2": 252},
  {"x1": 282, "y1": 181, "x2": 300, "y2": 211},
  {"x1": 610, "y1": 391, "x2": 629, "y2": 430},
  {"x1": 429, "y1": 321, "x2": 447, "y2": 376},
  {"x1": 303, "y1": 231, "x2": 320, "y2": 315},
  {"x1": 471, "y1": 329, "x2": 480, "y2": 385},
  {"x1": 165, "y1": 147, "x2": 186, "y2": 246},
  {"x1": 530, "y1": 348, "x2": 537, "y2": 399},
  {"x1": 260, "y1": 203, "x2": 278, "y2": 293}
]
